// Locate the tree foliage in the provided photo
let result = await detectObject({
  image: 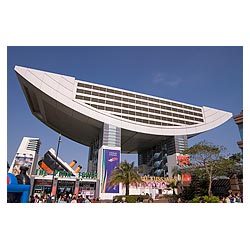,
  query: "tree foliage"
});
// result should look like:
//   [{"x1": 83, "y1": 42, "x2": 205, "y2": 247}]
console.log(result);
[
  {"x1": 181, "y1": 141, "x2": 235, "y2": 197},
  {"x1": 108, "y1": 160, "x2": 145, "y2": 195}
]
